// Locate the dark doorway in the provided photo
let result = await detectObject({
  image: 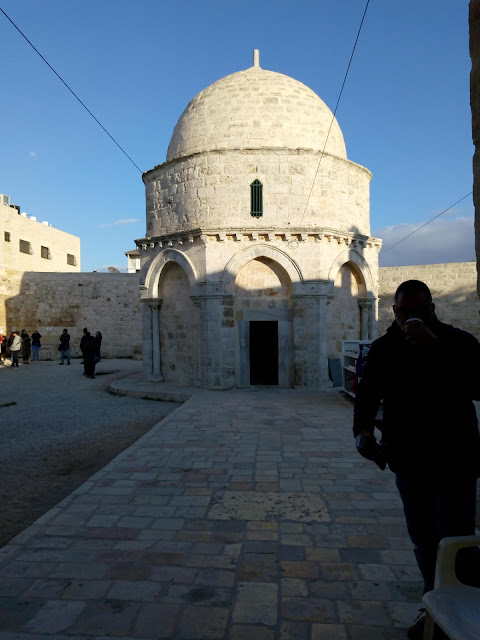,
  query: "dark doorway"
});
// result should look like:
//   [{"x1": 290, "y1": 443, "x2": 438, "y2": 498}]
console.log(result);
[{"x1": 249, "y1": 321, "x2": 279, "y2": 385}]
